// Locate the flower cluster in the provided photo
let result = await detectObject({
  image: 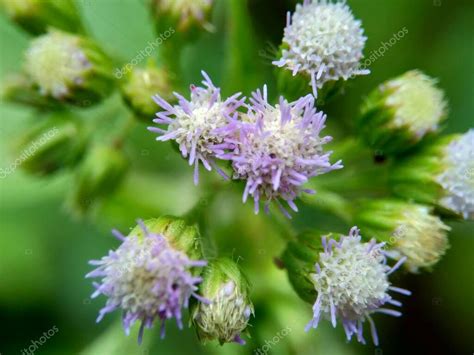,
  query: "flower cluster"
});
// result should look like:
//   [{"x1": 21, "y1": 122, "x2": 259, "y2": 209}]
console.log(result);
[
  {"x1": 149, "y1": 74, "x2": 341, "y2": 216},
  {"x1": 86, "y1": 220, "x2": 207, "y2": 343},
  {"x1": 306, "y1": 227, "x2": 410, "y2": 345}
]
